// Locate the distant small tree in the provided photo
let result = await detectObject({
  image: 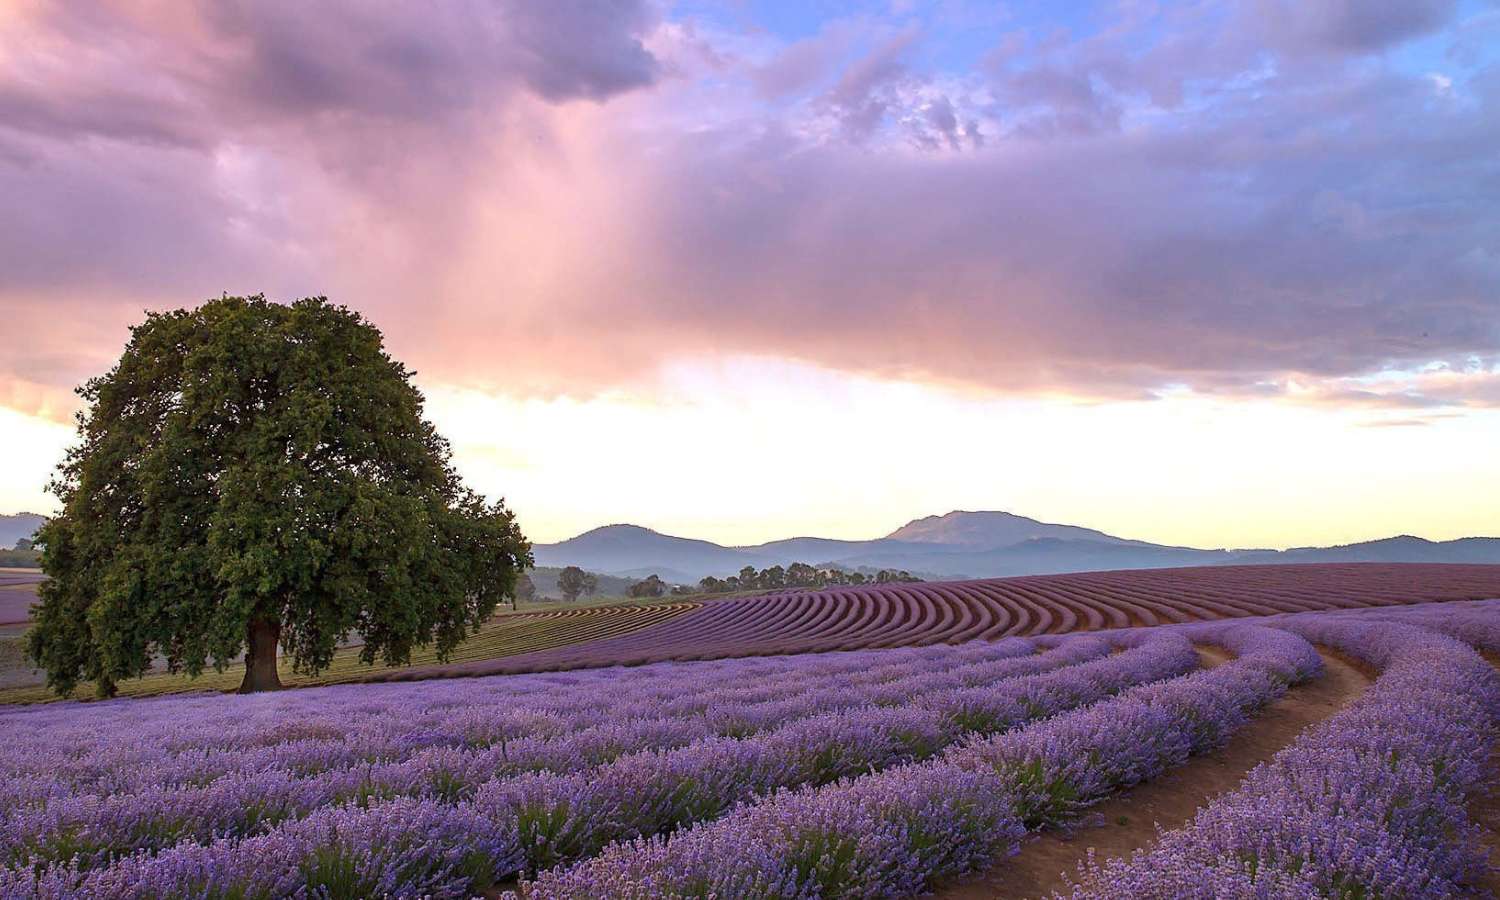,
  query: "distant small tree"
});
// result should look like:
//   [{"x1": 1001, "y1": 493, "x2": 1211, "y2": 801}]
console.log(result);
[
  {"x1": 698, "y1": 575, "x2": 725, "y2": 593},
  {"x1": 513, "y1": 573, "x2": 536, "y2": 610},
  {"x1": 738, "y1": 565, "x2": 759, "y2": 589},
  {"x1": 581, "y1": 573, "x2": 599, "y2": 598},
  {"x1": 13, "y1": 538, "x2": 32, "y2": 552},
  {"x1": 27, "y1": 296, "x2": 530, "y2": 697},
  {"x1": 762, "y1": 565, "x2": 785, "y2": 589},
  {"x1": 558, "y1": 566, "x2": 587, "y2": 603},
  {"x1": 627, "y1": 574, "x2": 666, "y2": 598}
]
